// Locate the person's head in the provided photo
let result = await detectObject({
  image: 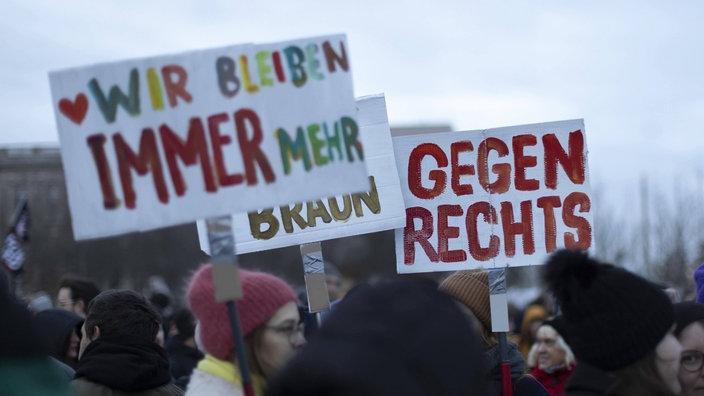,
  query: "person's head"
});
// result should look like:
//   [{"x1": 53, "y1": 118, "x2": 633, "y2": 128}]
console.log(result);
[
  {"x1": 324, "y1": 261, "x2": 342, "y2": 301},
  {"x1": 149, "y1": 292, "x2": 171, "y2": 312},
  {"x1": 0, "y1": 286, "x2": 76, "y2": 396},
  {"x1": 542, "y1": 249, "x2": 680, "y2": 396},
  {"x1": 57, "y1": 275, "x2": 100, "y2": 317},
  {"x1": 169, "y1": 308, "x2": 197, "y2": 340},
  {"x1": 1, "y1": 288, "x2": 44, "y2": 358},
  {"x1": 265, "y1": 277, "x2": 487, "y2": 396},
  {"x1": 78, "y1": 289, "x2": 161, "y2": 359},
  {"x1": 187, "y1": 264, "x2": 301, "y2": 379},
  {"x1": 34, "y1": 308, "x2": 83, "y2": 368},
  {"x1": 674, "y1": 301, "x2": 704, "y2": 396},
  {"x1": 526, "y1": 322, "x2": 575, "y2": 371},
  {"x1": 438, "y1": 270, "x2": 496, "y2": 347},
  {"x1": 520, "y1": 304, "x2": 548, "y2": 344}
]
